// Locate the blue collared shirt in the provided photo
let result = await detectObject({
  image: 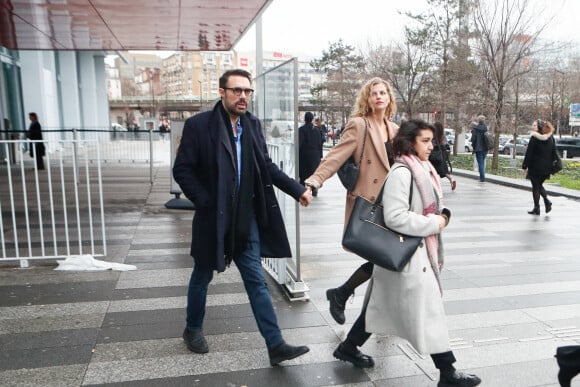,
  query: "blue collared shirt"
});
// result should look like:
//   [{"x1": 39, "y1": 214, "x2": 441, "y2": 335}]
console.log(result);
[{"x1": 232, "y1": 119, "x2": 243, "y2": 187}]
